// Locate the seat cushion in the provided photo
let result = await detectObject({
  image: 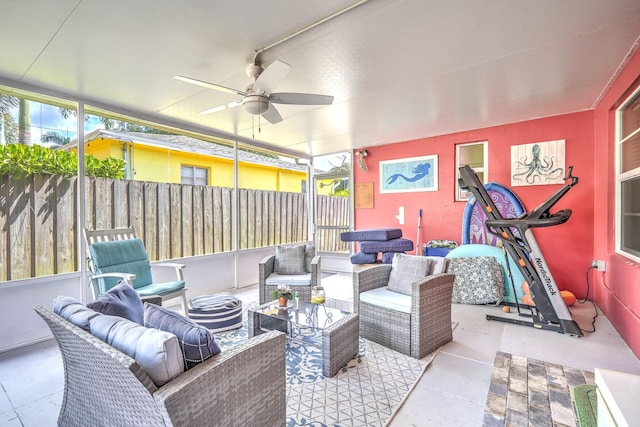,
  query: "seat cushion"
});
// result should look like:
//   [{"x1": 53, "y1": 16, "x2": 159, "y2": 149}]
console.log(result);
[
  {"x1": 144, "y1": 303, "x2": 221, "y2": 370},
  {"x1": 188, "y1": 294, "x2": 243, "y2": 333},
  {"x1": 275, "y1": 245, "x2": 306, "y2": 275},
  {"x1": 87, "y1": 281, "x2": 145, "y2": 325},
  {"x1": 351, "y1": 251, "x2": 378, "y2": 264},
  {"x1": 265, "y1": 272, "x2": 312, "y2": 287},
  {"x1": 446, "y1": 256, "x2": 504, "y2": 304},
  {"x1": 388, "y1": 254, "x2": 431, "y2": 295},
  {"x1": 360, "y1": 286, "x2": 412, "y2": 314},
  {"x1": 135, "y1": 280, "x2": 185, "y2": 297},
  {"x1": 360, "y1": 238, "x2": 414, "y2": 254},
  {"x1": 90, "y1": 314, "x2": 184, "y2": 387},
  {"x1": 340, "y1": 228, "x2": 403, "y2": 242}
]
